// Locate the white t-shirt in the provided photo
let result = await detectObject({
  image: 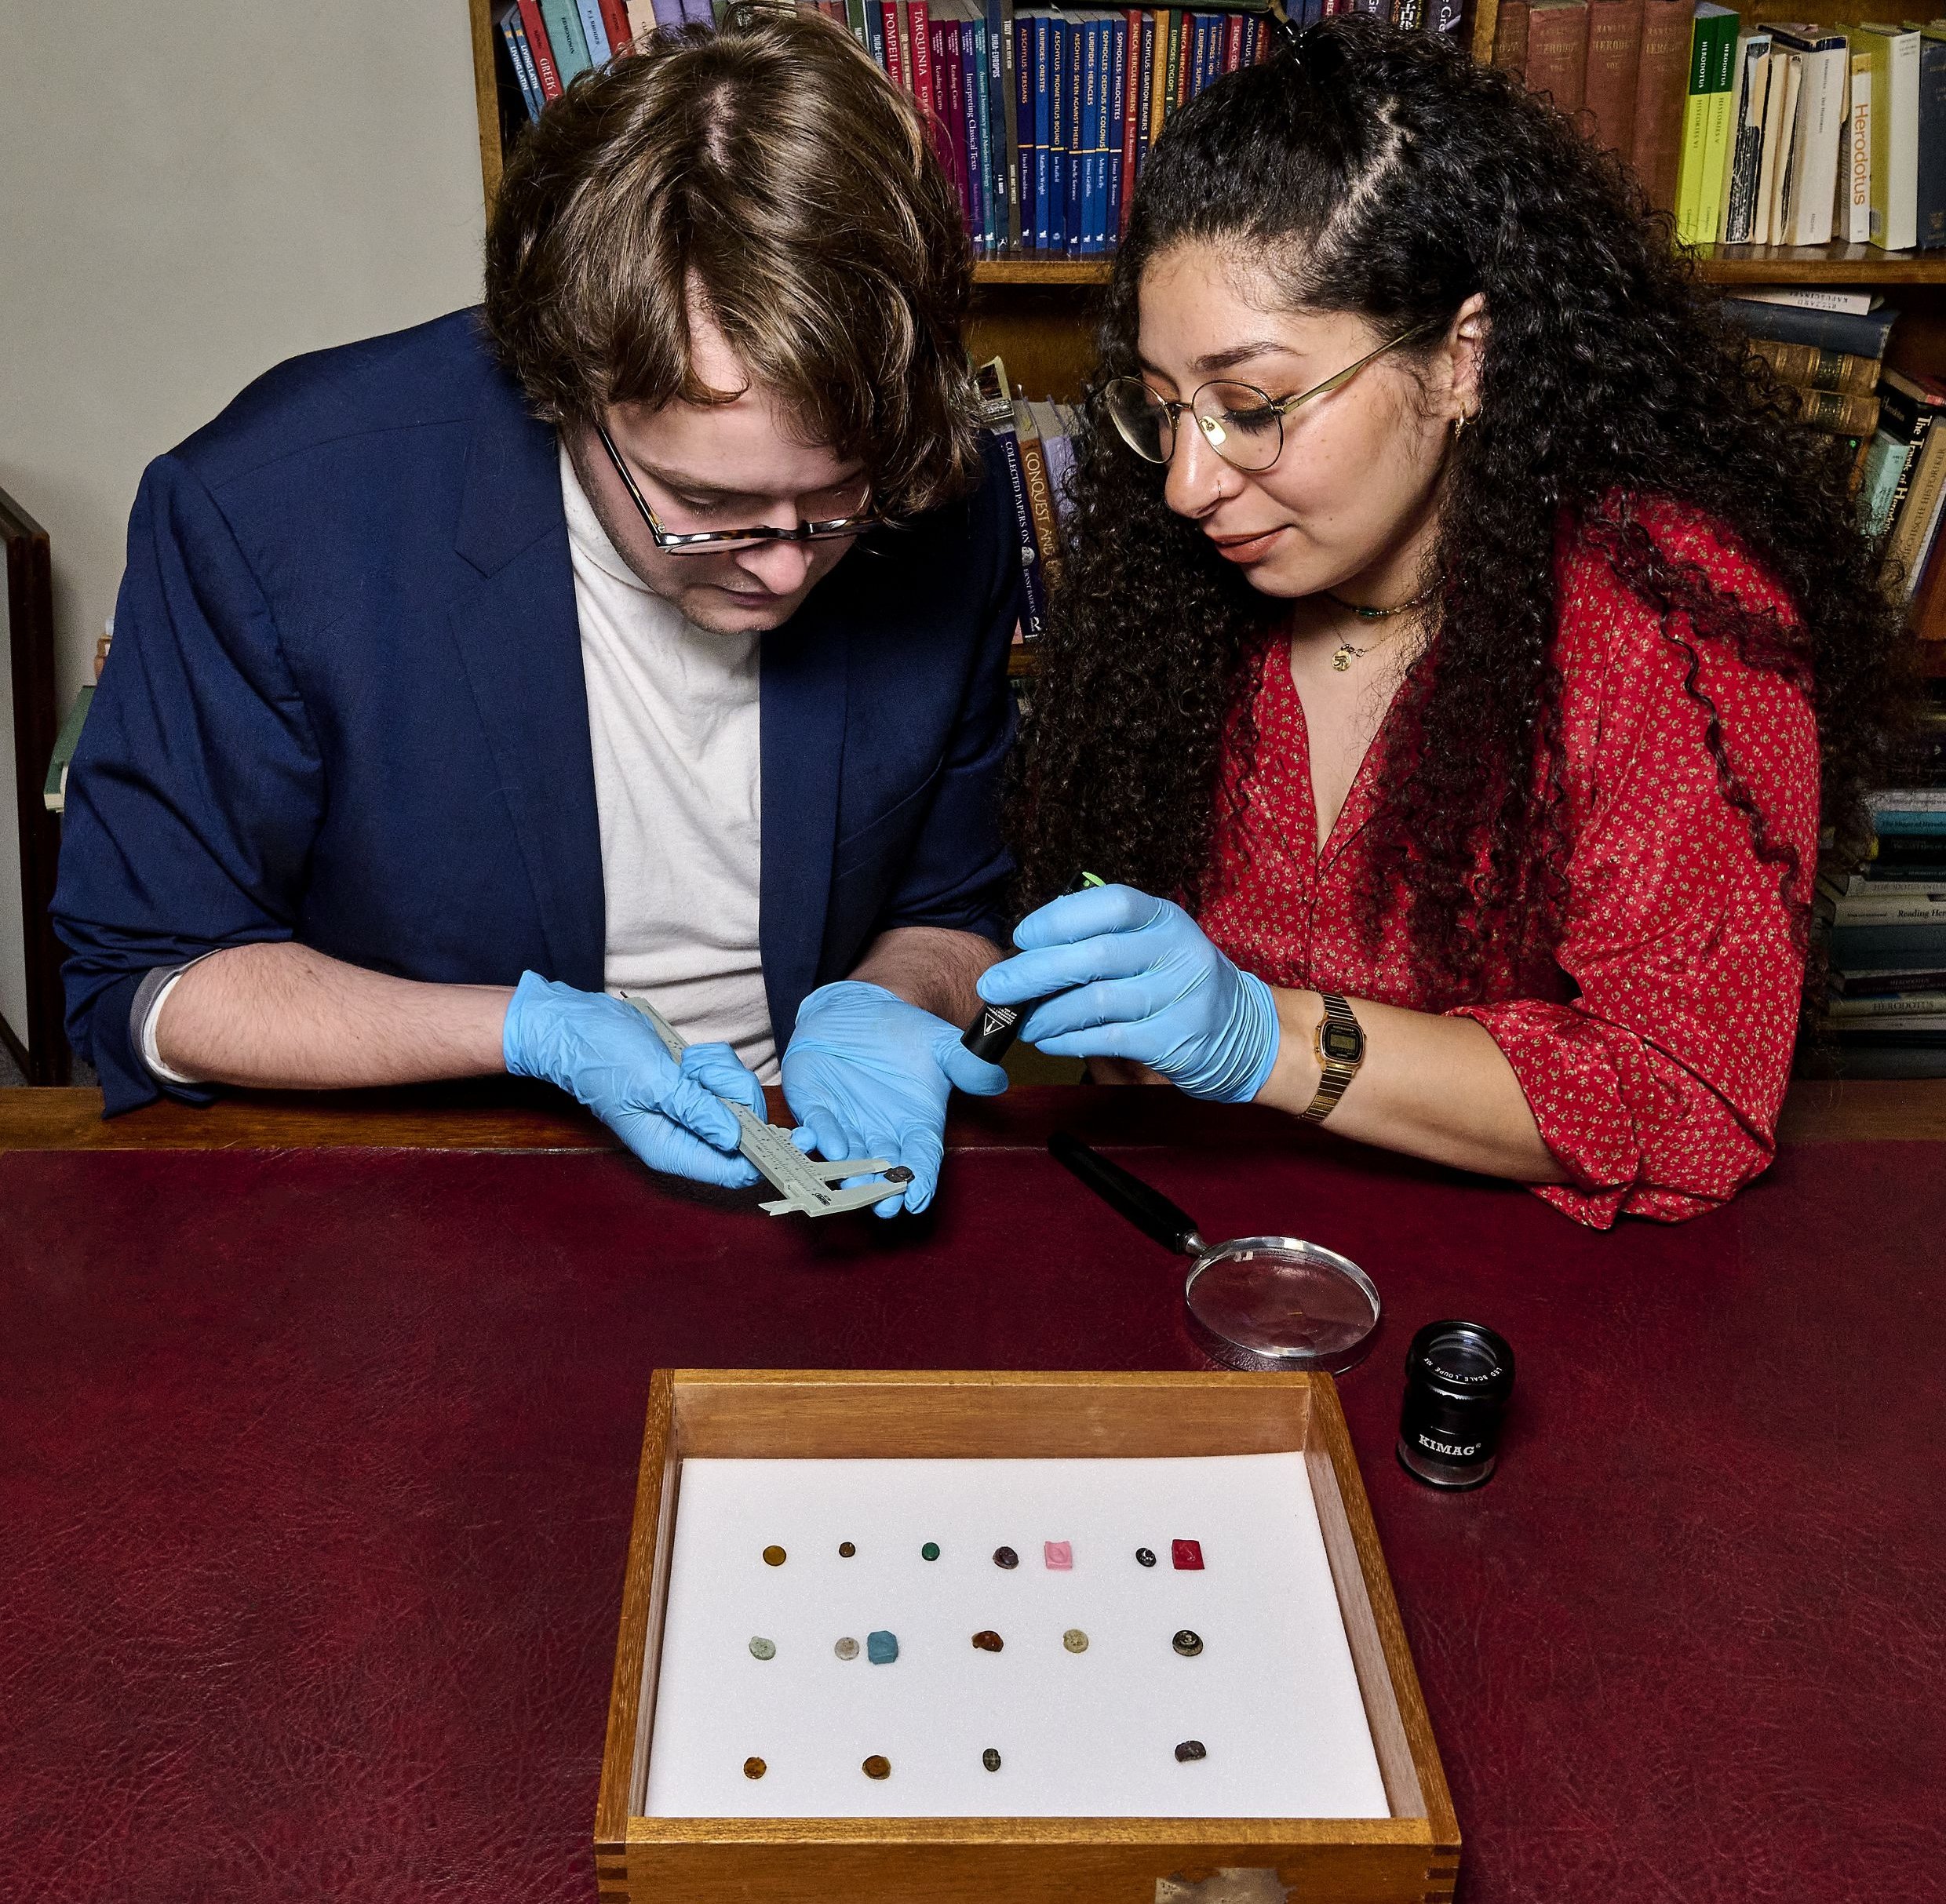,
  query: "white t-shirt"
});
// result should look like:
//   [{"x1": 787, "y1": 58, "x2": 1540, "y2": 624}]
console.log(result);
[
  {"x1": 141, "y1": 447, "x2": 777, "y2": 1085},
  {"x1": 559, "y1": 445, "x2": 777, "y2": 1082}
]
